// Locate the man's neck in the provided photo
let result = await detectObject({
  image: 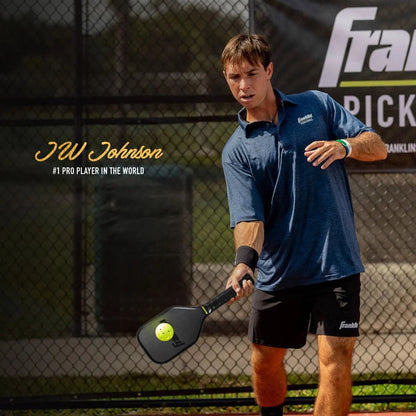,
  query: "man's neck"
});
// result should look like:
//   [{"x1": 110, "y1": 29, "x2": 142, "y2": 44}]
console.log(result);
[{"x1": 246, "y1": 95, "x2": 279, "y2": 124}]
